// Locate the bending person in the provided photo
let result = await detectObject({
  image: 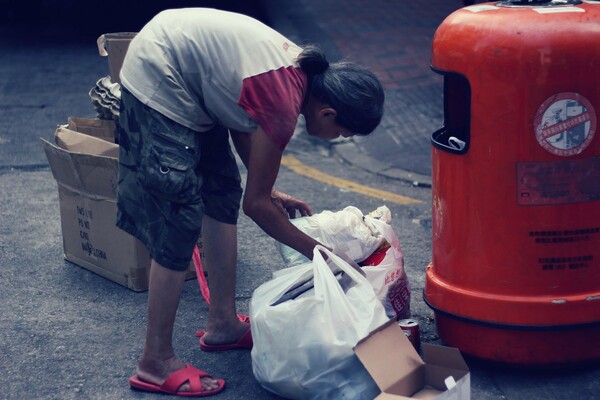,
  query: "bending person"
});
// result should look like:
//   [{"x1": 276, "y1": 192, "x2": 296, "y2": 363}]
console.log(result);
[{"x1": 116, "y1": 7, "x2": 384, "y2": 397}]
